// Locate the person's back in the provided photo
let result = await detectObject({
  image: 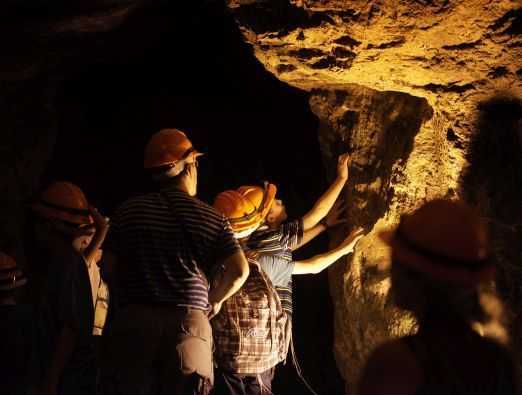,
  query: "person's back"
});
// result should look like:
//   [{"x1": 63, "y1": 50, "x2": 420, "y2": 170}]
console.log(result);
[
  {"x1": 110, "y1": 188, "x2": 238, "y2": 308},
  {"x1": 100, "y1": 129, "x2": 249, "y2": 395},
  {"x1": 405, "y1": 328, "x2": 515, "y2": 394},
  {"x1": 212, "y1": 189, "x2": 287, "y2": 394},
  {"x1": 358, "y1": 199, "x2": 517, "y2": 395}
]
